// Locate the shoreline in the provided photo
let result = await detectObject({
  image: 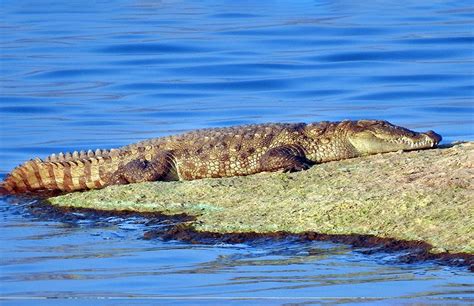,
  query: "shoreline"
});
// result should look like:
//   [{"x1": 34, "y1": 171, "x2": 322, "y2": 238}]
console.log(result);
[
  {"x1": 20, "y1": 202, "x2": 474, "y2": 271},
  {"x1": 147, "y1": 223, "x2": 474, "y2": 271}
]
